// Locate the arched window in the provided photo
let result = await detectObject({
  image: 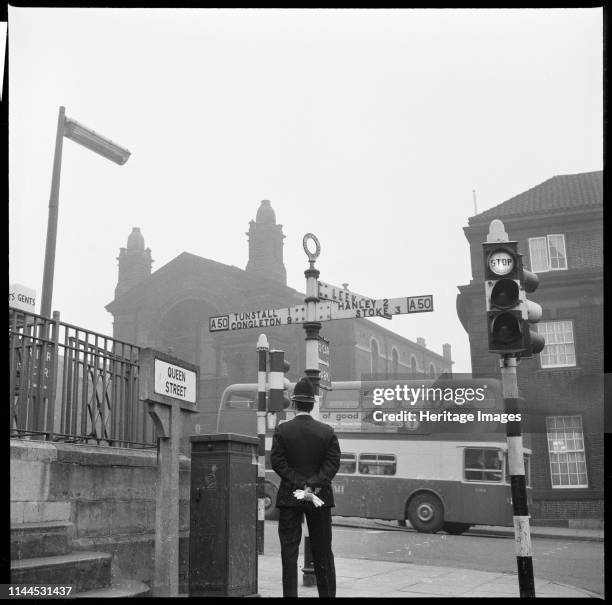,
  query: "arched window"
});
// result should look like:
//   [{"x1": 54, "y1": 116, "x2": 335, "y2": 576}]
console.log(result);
[
  {"x1": 391, "y1": 348, "x2": 399, "y2": 375},
  {"x1": 429, "y1": 363, "x2": 436, "y2": 377},
  {"x1": 410, "y1": 356, "x2": 417, "y2": 376},
  {"x1": 371, "y1": 339, "x2": 379, "y2": 374}
]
